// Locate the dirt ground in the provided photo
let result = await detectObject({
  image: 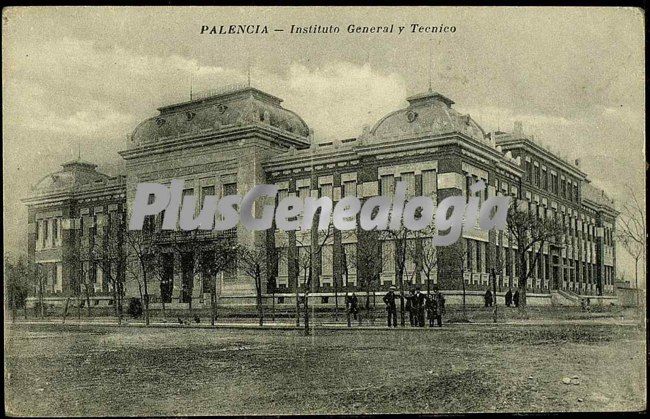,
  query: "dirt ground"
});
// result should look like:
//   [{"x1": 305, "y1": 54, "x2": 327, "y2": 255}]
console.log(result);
[{"x1": 4, "y1": 322, "x2": 646, "y2": 415}]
